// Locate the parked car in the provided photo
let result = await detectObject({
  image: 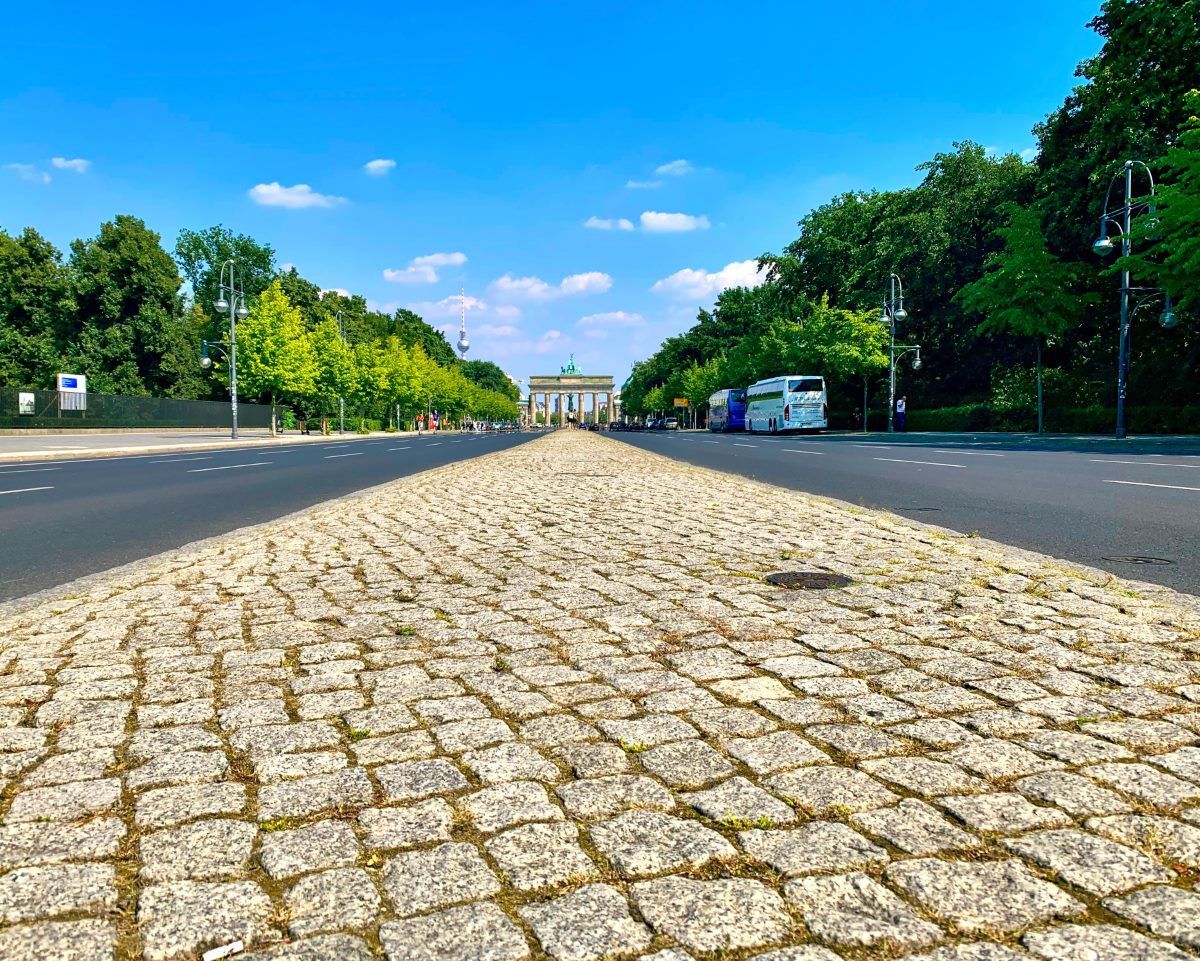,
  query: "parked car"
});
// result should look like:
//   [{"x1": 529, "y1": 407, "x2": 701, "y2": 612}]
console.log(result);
[{"x1": 663, "y1": 418, "x2": 678, "y2": 430}]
